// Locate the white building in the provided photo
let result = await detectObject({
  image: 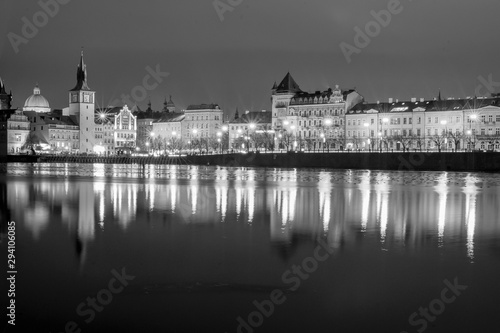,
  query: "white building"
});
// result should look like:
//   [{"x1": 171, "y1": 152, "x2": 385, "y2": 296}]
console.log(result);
[
  {"x1": 271, "y1": 72, "x2": 364, "y2": 151},
  {"x1": 114, "y1": 105, "x2": 137, "y2": 154},
  {"x1": 182, "y1": 104, "x2": 223, "y2": 142},
  {"x1": 6, "y1": 109, "x2": 30, "y2": 154},
  {"x1": 346, "y1": 96, "x2": 500, "y2": 151}
]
